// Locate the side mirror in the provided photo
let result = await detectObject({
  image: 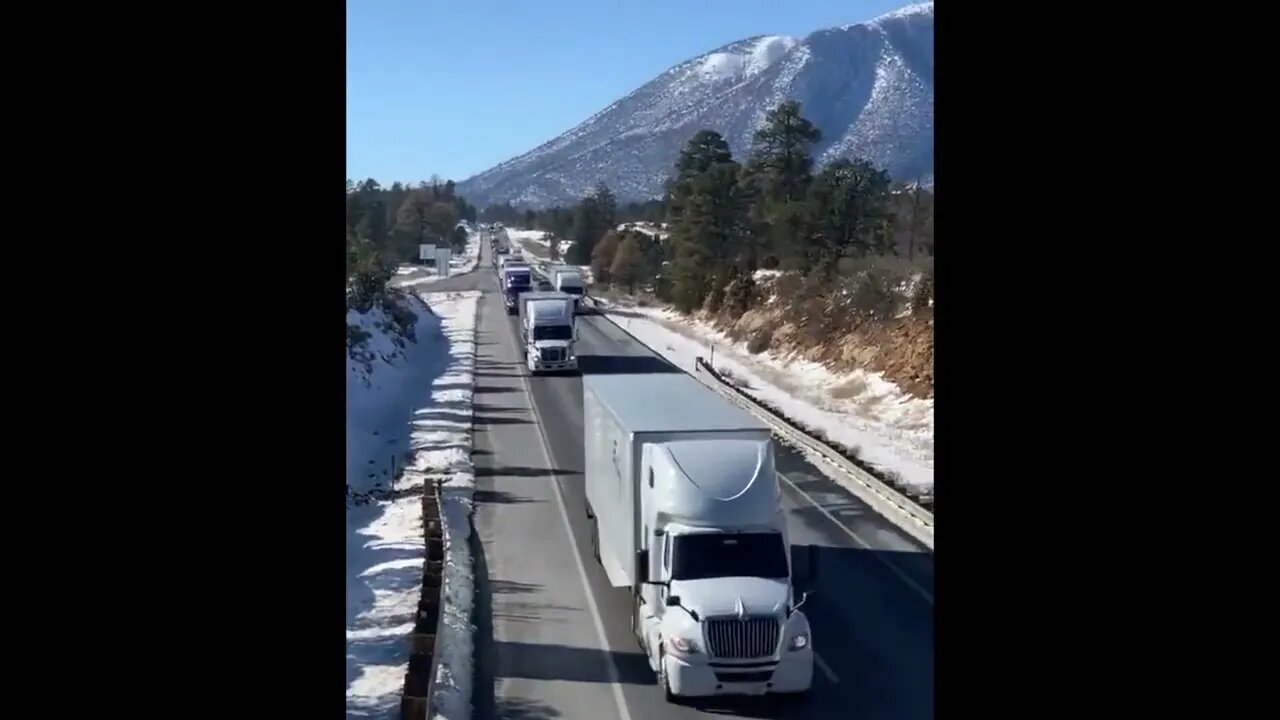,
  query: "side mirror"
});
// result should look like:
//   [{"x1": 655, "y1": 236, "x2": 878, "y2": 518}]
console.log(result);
[{"x1": 665, "y1": 594, "x2": 680, "y2": 607}]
